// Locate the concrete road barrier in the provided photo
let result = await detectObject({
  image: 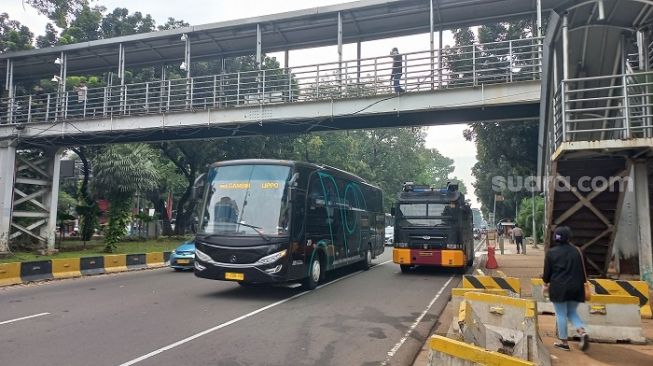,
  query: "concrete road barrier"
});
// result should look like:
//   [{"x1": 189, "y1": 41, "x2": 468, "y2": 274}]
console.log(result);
[
  {"x1": 447, "y1": 288, "x2": 511, "y2": 340},
  {"x1": 428, "y1": 335, "x2": 534, "y2": 366},
  {"x1": 103, "y1": 254, "x2": 127, "y2": 273},
  {"x1": 463, "y1": 275, "x2": 521, "y2": 296},
  {"x1": 80, "y1": 256, "x2": 105, "y2": 276},
  {"x1": 146, "y1": 252, "x2": 166, "y2": 268},
  {"x1": 530, "y1": 279, "x2": 555, "y2": 314},
  {"x1": 590, "y1": 279, "x2": 652, "y2": 319},
  {"x1": 126, "y1": 253, "x2": 147, "y2": 269},
  {"x1": 566, "y1": 295, "x2": 646, "y2": 344},
  {"x1": 458, "y1": 292, "x2": 550, "y2": 366},
  {"x1": 0, "y1": 262, "x2": 21, "y2": 286},
  {"x1": 20, "y1": 260, "x2": 53, "y2": 282},
  {"x1": 52, "y1": 258, "x2": 82, "y2": 279}
]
